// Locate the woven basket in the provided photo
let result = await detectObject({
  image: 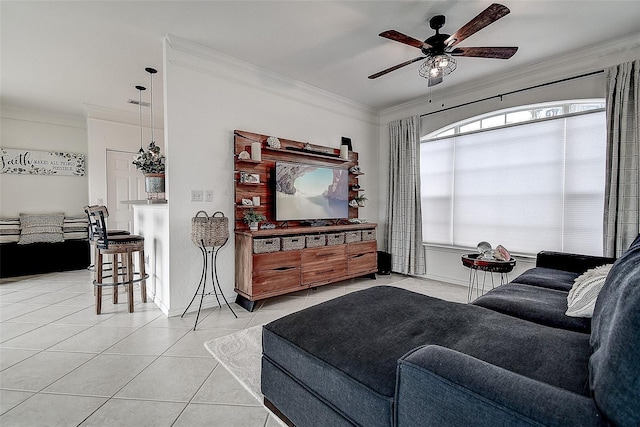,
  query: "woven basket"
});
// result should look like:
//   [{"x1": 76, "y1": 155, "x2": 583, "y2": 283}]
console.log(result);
[
  {"x1": 362, "y1": 229, "x2": 376, "y2": 241},
  {"x1": 282, "y1": 236, "x2": 305, "y2": 251},
  {"x1": 254, "y1": 237, "x2": 281, "y2": 254},
  {"x1": 191, "y1": 211, "x2": 229, "y2": 247},
  {"x1": 326, "y1": 233, "x2": 345, "y2": 246},
  {"x1": 306, "y1": 235, "x2": 326, "y2": 248},
  {"x1": 345, "y1": 230, "x2": 362, "y2": 243}
]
